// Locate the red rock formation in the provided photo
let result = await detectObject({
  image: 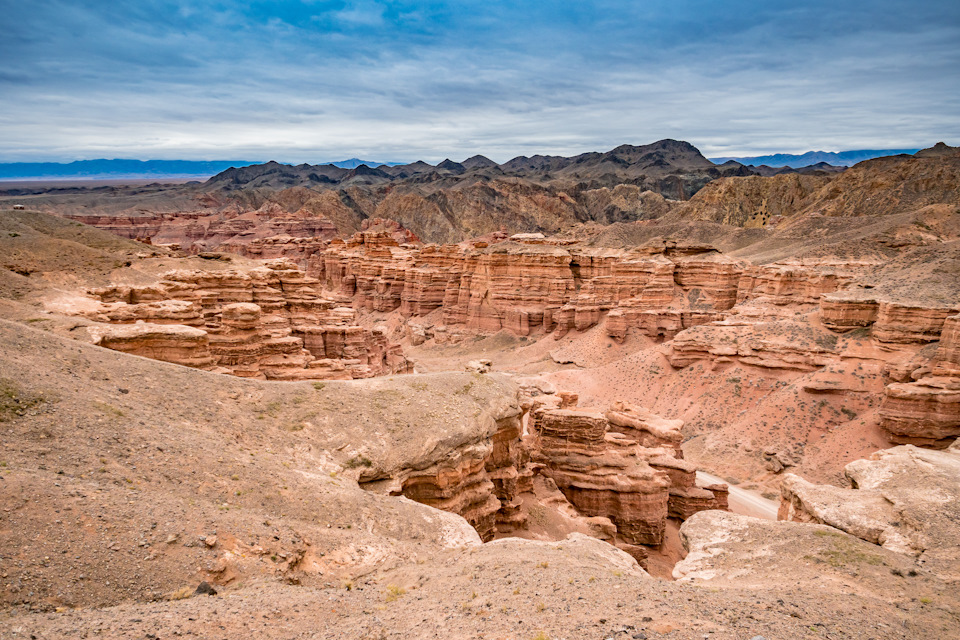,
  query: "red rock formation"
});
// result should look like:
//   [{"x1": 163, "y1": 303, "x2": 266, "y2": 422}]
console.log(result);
[
  {"x1": 83, "y1": 261, "x2": 411, "y2": 380},
  {"x1": 872, "y1": 301, "x2": 960, "y2": 344},
  {"x1": 879, "y1": 378, "x2": 960, "y2": 447},
  {"x1": 933, "y1": 315, "x2": 960, "y2": 376},
  {"x1": 525, "y1": 399, "x2": 726, "y2": 547},
  {"x1": 308, "y1": 240, "x2": 748, "y2": 342},
  {"x1": 819, "y1": 292, "x2": 879, "y2": 329},
  {"x1": 737, "y1": 263, "x2": 854, "y2": 305},
  {"x1": 89, "y1": 323, "x2": 218, "y2": 370},
  {"x1": 666, "y1": 320, "x2": 838, "y2": 371},
  {"x1": 399, "y1": 442, "x2": 502, "y2": 541},
  {"x1": 535, "y1": 408, "x2": 671, "y2": 545}
]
